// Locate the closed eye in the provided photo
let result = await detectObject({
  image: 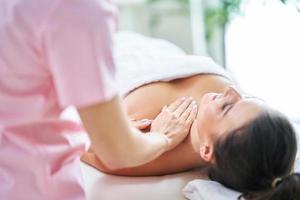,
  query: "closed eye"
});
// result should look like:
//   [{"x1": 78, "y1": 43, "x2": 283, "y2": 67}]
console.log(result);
[
  {"x1": 222, "y1": 103, "x2": 233, "y2": 116},
  {"x1": 222, "y1": 103, "x2": 230, "y2": 111}
]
